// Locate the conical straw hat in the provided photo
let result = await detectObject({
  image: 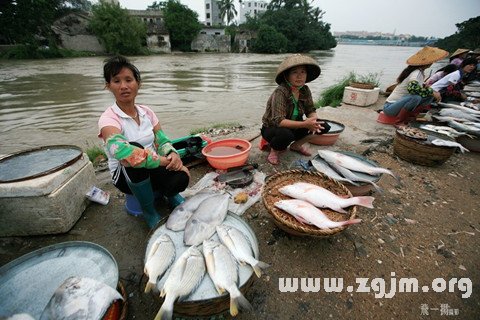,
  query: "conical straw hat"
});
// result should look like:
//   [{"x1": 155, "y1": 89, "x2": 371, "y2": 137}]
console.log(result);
[
  {"x1": 450, "y1": 48, "x2": 470, "y2": 58},
  {"x1": 406, "y1": 46, "x2": 449, "y2": 66},
  {"x1": 275, "y1": 54, "x2": 321, "y2": 84}
]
